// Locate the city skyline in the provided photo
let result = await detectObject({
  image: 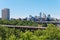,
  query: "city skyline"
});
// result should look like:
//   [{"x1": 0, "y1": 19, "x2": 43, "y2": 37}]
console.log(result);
[{"x1": 0, "y1": 0, "x2": 60, "y2": 19}]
